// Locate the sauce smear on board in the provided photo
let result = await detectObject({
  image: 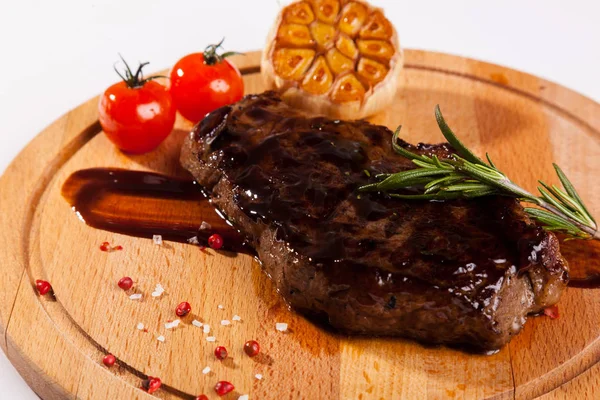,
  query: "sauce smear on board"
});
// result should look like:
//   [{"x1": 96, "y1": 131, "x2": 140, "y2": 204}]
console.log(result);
[
  {"x1": 558, "y1": 235, "x2": 600, "y2": 288},
  {"x1": 61, "y1": 168, "x2": 251, "y2": 254}
]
